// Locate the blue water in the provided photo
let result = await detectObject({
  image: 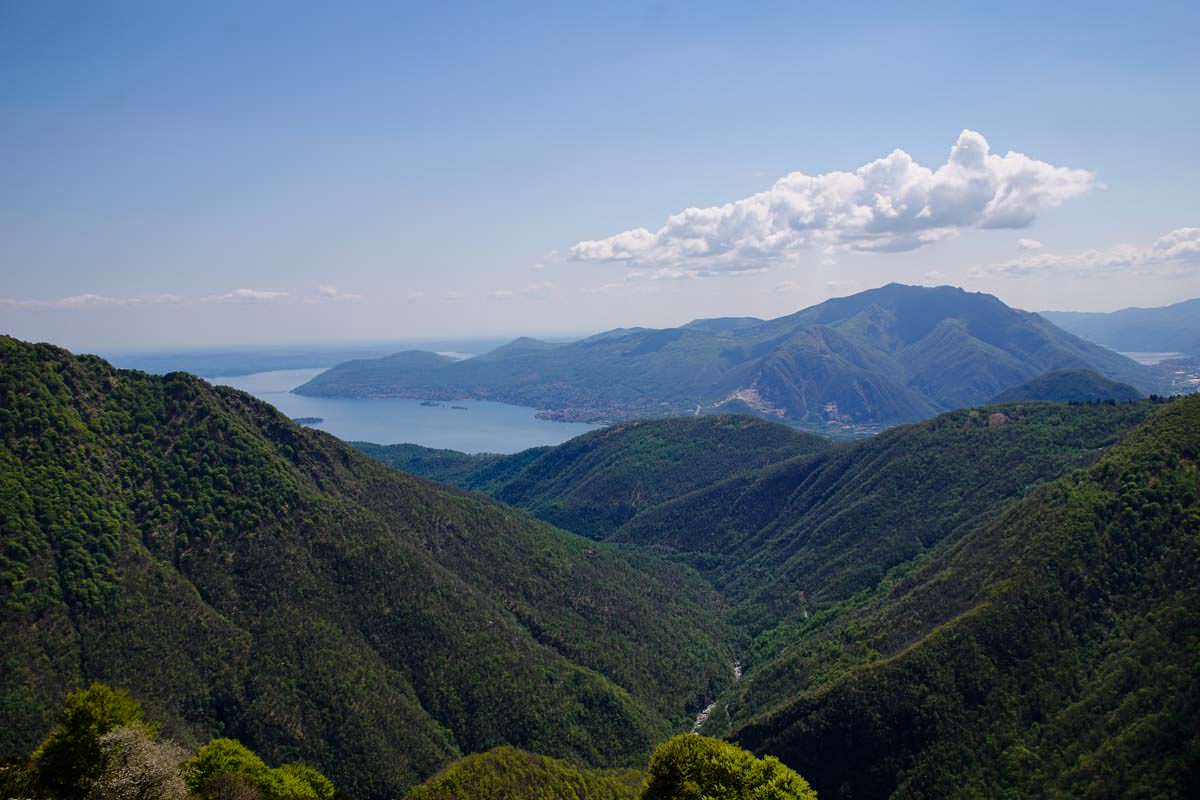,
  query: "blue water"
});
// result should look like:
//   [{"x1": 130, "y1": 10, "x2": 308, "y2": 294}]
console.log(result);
[{"x1": 213, "y1": 368, "x2": 596, "y2": 454}]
